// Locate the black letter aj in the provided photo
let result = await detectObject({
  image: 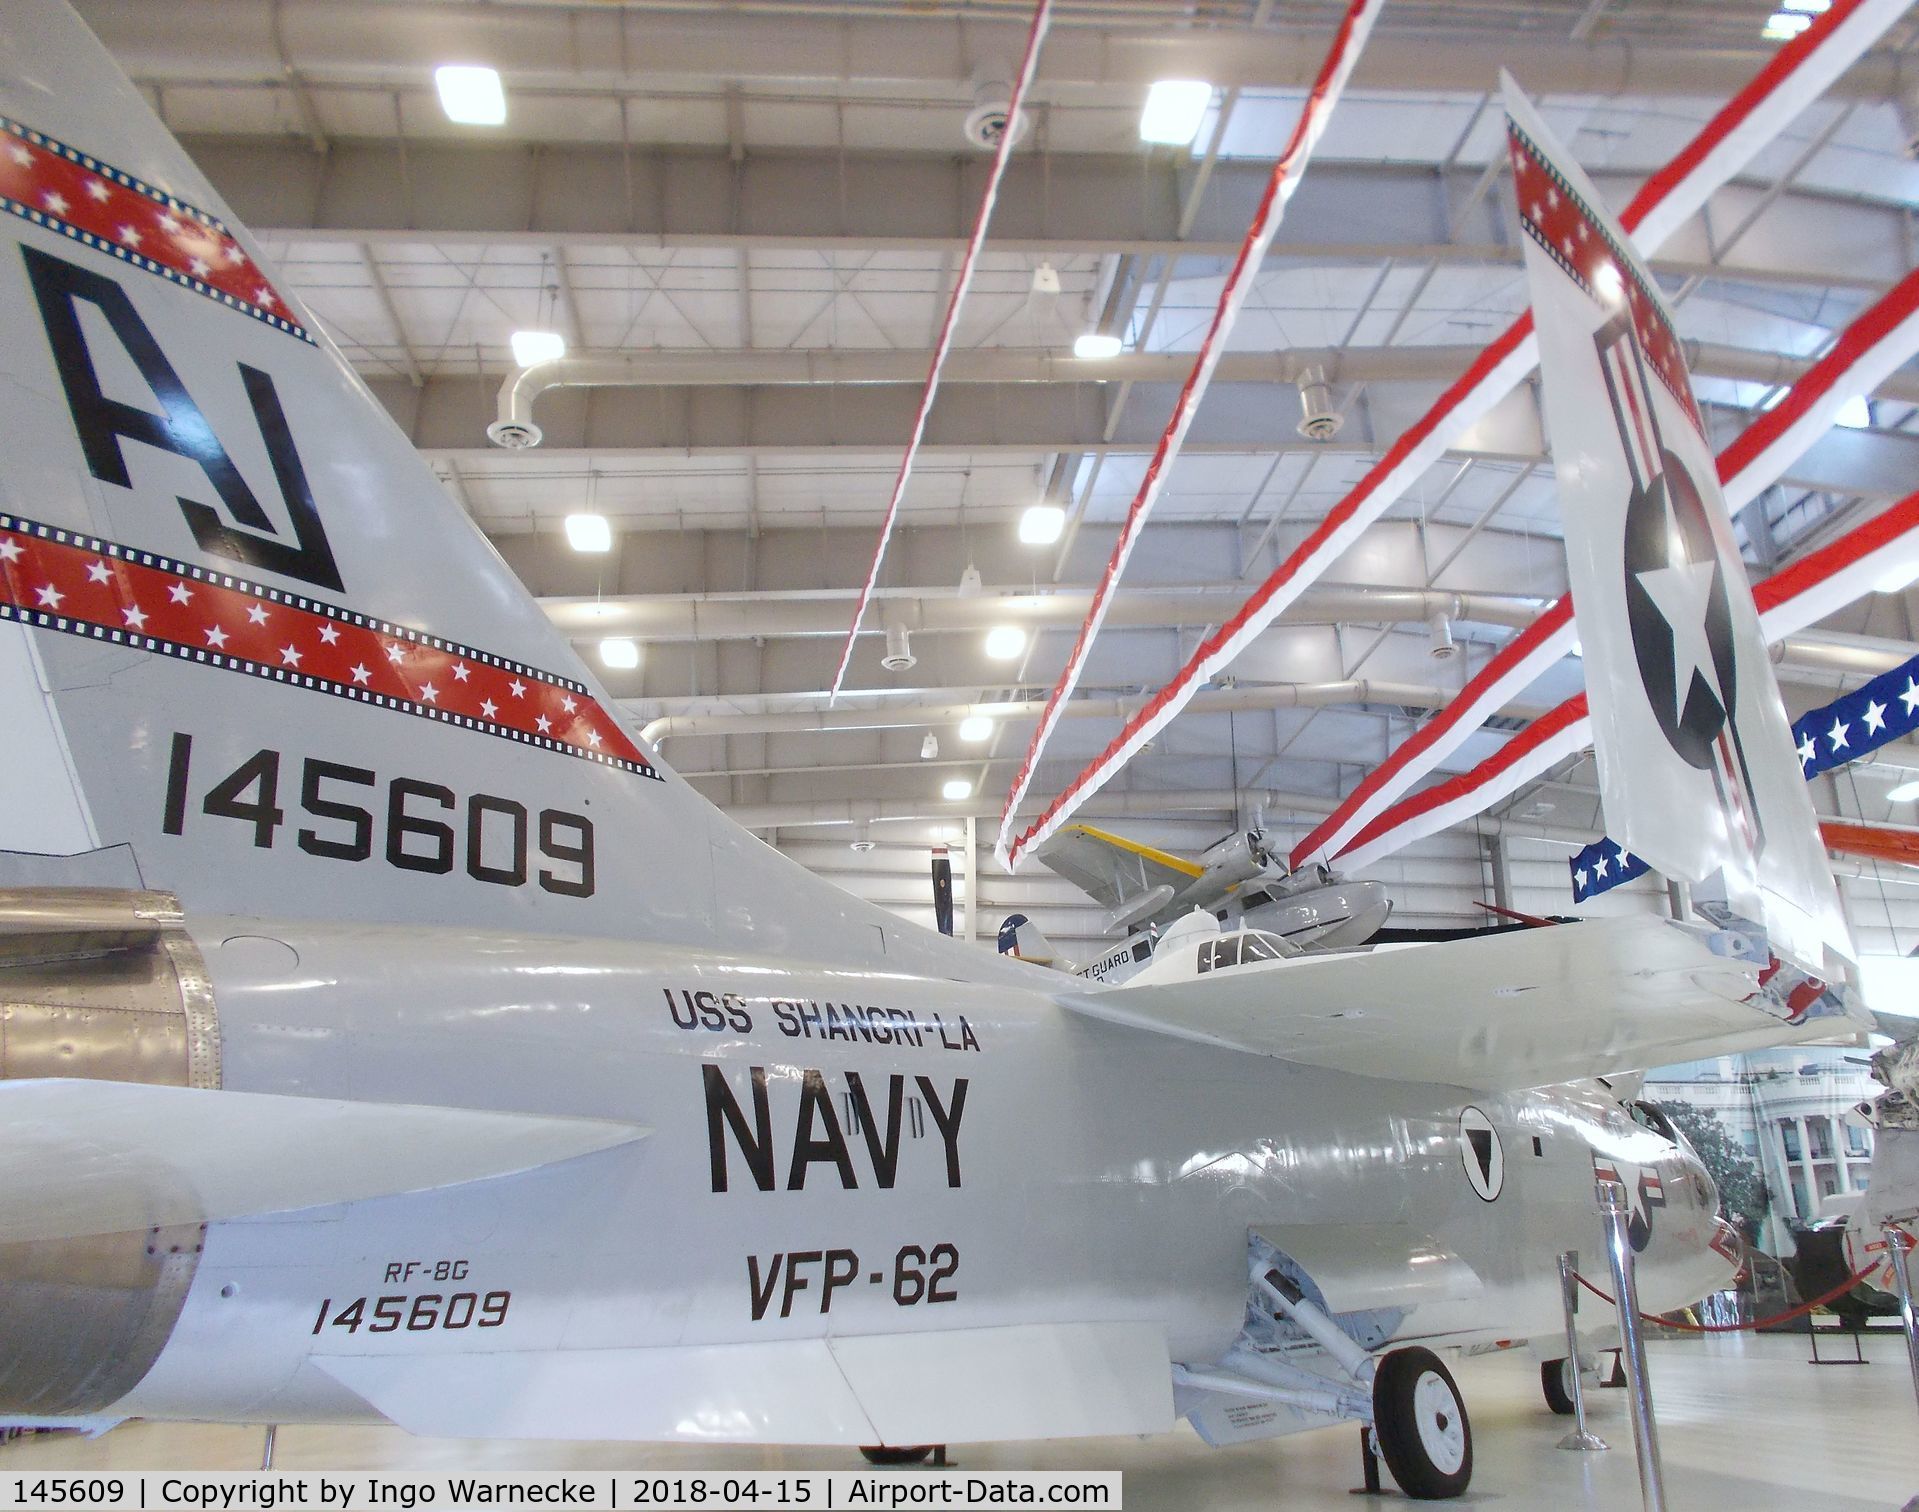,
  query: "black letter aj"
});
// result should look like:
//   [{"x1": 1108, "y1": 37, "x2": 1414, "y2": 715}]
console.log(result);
[{"x1": 22, "y1": 244, "x2": 342, "y2": 592}]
